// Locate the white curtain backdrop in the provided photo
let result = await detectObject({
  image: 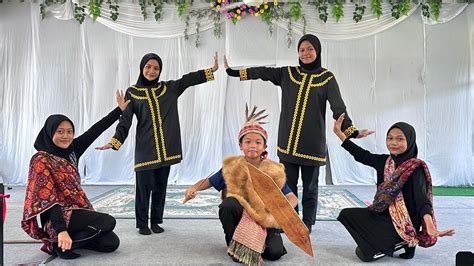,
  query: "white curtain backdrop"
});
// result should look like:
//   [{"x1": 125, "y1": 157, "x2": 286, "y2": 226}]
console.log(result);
[{"x1": 0, "y1": 2, "x2": 472, "y2": 186}]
